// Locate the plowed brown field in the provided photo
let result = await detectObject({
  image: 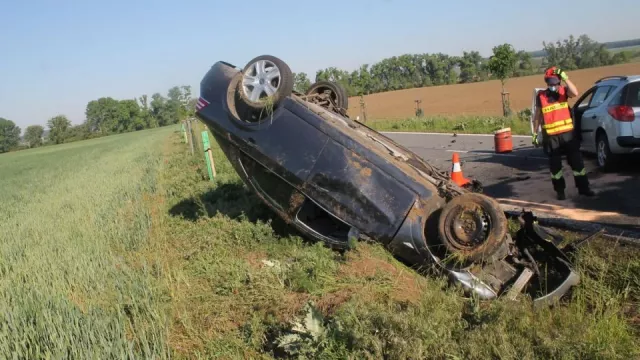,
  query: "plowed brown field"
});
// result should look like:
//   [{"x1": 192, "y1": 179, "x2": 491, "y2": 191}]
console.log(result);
[{"x1": 346, "y1": 62, "x2": 640, "y2": 120}]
